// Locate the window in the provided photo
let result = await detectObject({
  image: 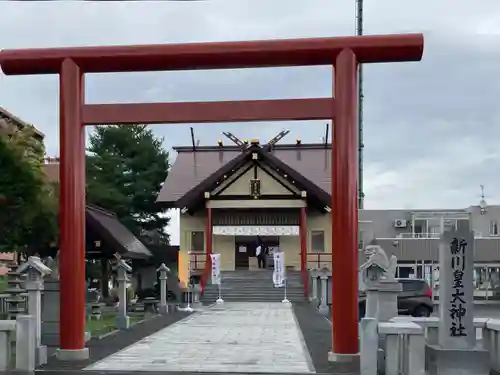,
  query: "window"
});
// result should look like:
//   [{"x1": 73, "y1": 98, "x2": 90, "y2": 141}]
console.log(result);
[
  {"x1": 311, "y1": 231, "x2": 325, "y2": 252},
  {"x1": 490, "y1": 220, "x2": 499, "y2": 236},
  {"x1": 358, "y1": 229, "x2": 364, "y2": 249},
  {"x1": 191, "y1": 231, "x2": 204, "y2": 252},
  {"x1": 401, "y1": 280, "x2": 425, "y2": 292}
]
